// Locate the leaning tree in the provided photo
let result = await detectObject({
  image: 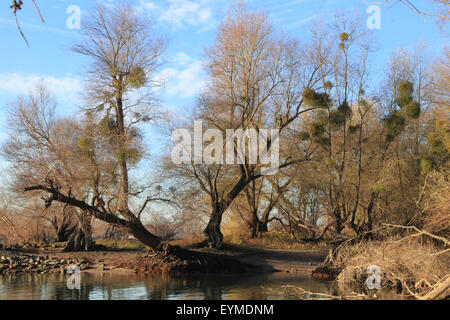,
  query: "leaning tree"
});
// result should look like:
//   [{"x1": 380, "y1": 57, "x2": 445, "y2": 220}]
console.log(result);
[
  {"x1": 2, "y1": 84, "x2": 113, "y2": 251},
  {"x1": 16, "y1": 4, "x2": 170, "y2": 251}
]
